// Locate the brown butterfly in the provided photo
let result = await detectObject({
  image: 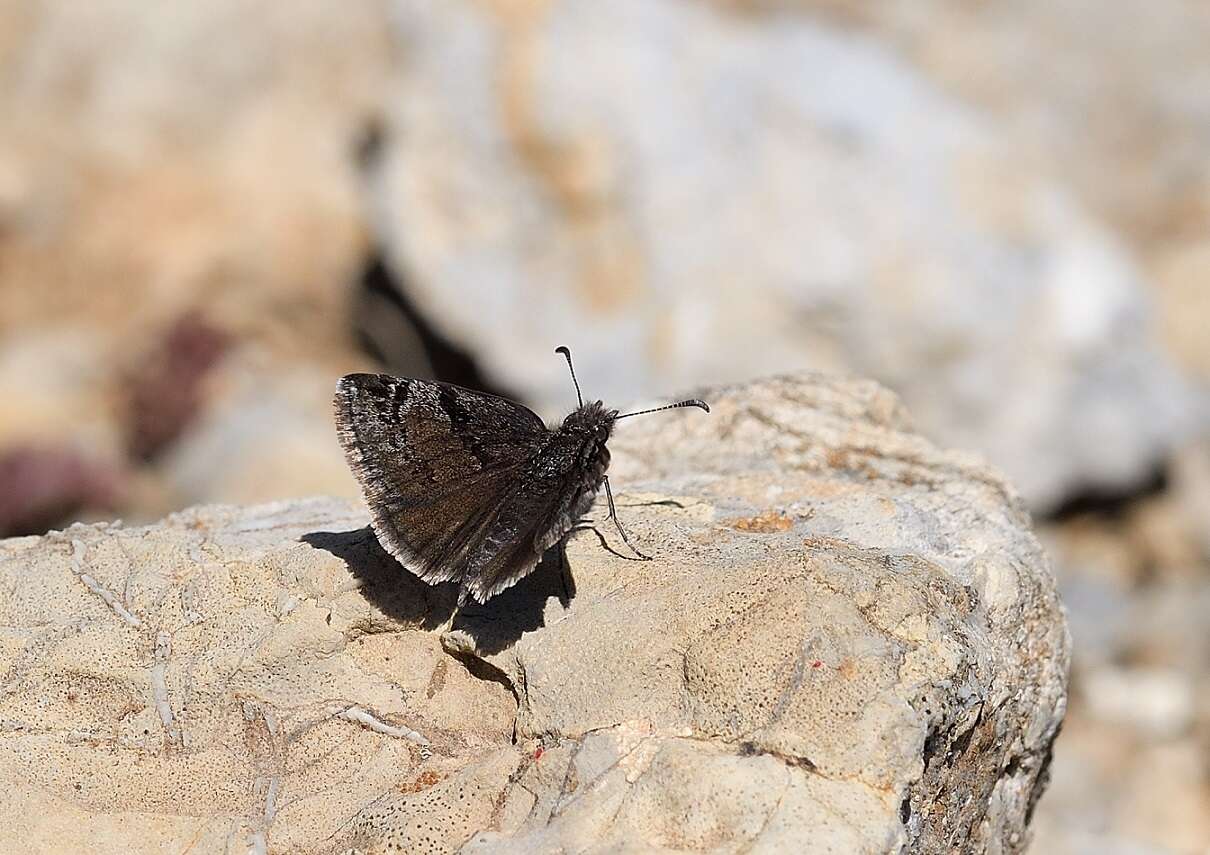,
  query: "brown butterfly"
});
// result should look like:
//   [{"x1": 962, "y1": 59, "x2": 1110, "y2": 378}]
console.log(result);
[{"x1": 334, "y1": 346, "x2": 708, "y2": 605}]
